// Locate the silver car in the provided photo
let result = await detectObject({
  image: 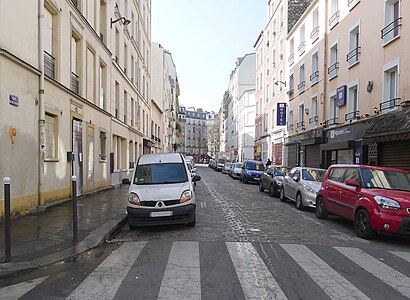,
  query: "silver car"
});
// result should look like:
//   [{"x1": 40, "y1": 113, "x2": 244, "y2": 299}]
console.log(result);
[
  {"x1": 279, "y1": 167, "x2": 326, "y2": 210},
  {"x1": 230, "y1": 162, "x2": 242, "y2": 179}
]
